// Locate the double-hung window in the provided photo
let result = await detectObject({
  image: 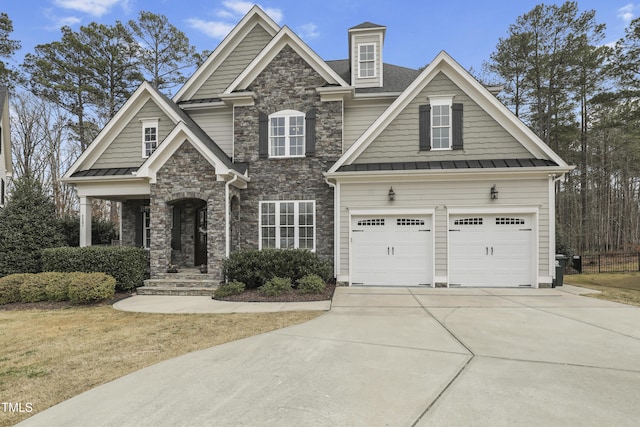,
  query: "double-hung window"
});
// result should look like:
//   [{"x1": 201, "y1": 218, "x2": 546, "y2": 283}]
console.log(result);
[
  {"x1": 430, "y1": 97, "x2": 452, "y2": 150},
  {"x1": 358, "y1": 44, "x2": 376, "y2": 78},
  {"x1": 269, "y1": 110, "x2": 305, "y2": 157},
  {"x1": 142, "y1": 119, "x2": 159, "y2": 158},
  {"x1": 260, "y1": 201, "x2": 315, "y2": 250}
]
